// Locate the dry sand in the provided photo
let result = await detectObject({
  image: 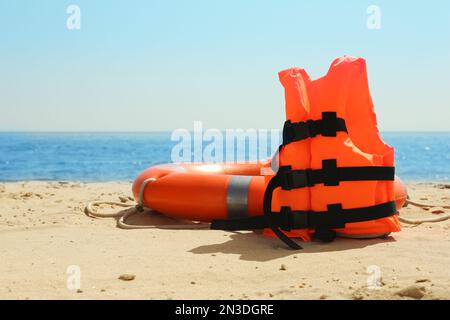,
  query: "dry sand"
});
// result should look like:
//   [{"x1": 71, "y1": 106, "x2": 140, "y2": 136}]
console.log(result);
[{"x1": 0, "y1": 181, "x2": 449, "y2": 300}]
